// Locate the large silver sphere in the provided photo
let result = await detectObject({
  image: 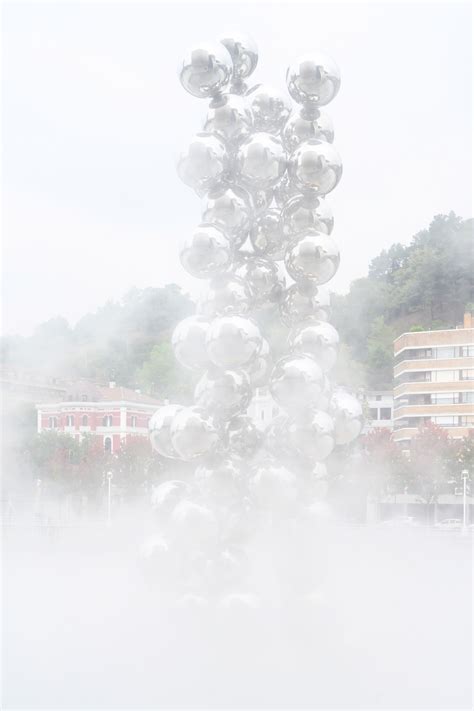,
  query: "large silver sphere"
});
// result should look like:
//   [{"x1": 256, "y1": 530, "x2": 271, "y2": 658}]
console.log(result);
[
  {"x1": 246, "y1": 84, "x2": 291, "y2": 134},
  {"x1": 284, "y1": 230, "x2": 340, "y2": 285},
  {"x1": 242, "y1": 337, "x2": 272, "y2": 387},
  {"x1": 281, "y1": 193, "x2": 334, "y2": 238},
  {"x1": 172, "y1": 315, "x2": 211, "y2": 371},
  {"x1": 194, "y1": 368, "x2": 252, "y2": 421},
  {"x1": 198, "y1": 274, "x2": 253, "y2": 317},
  {"x1": 249, "y1": 208, "x2": 290, "y2": 261},
  {"x1": 289, "y1": 319, "x2": 339, "y2": 372},
  {"x1": 289, "y1": 410, "x2": 335, "y2": 461},
  {"x1": 179, "y1": 223, "x2": 232, "y2": 279},
  {"x1": 330, "y1": 390, "x2": 364, "y2": 445},
  {"x1": 220, "y1": 33, "x2": 258, "y2": 80},
  {"x1": 226, "y1": 415, "x2": 262, "y2": 457},
  {"x1": 177, "y1": 133, "x2": 229, "y2": 196},
  {"x1": 202, "y1": 184, "x2": 252, "y2": 248},
  {"x1": 207, "y1": 315, "x2": 262, "y2": 369},
  {"x1": 179, "y1": 43, "x2": 233, "y2": 98},
  {"x1": 170, "y1": 406, "x2": 219, "y2": 461},
  {"x1": 149, "y1": 404, "x2": 182, "y2": 459},
  {"x1": 204, "y1": 93, "x2": 252, "y2": 145},
  {"x1": 286, "y1": 53, "x2": 341, "y2": 106},
  {"x1": 282, "y1": 107, "x2": 334, "y2": 152},
  {"x1": 234, "y1": 255, "x2": 286, "y2": 305},
  {"x1": 288, "y1": 140, "x2": 342, "y2": 195},
  {"x1": 151, "y1": 480, "x2": 192, "y2": 517},
  {"x1": 236, "y1": 132, "x2": 287, "y2": 190},
  {"x1": 249, "y1": 460, "x2": 298, "y2": 510},
  {"x1": 269, "y1": 354, "x2": 325, "y2": 411}
]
